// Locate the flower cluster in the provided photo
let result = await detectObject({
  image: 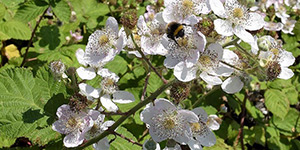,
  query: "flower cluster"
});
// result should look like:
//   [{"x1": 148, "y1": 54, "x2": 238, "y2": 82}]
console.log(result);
[{"x1": 50, "y1": 0, "x2": 297, "y2": 149}]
